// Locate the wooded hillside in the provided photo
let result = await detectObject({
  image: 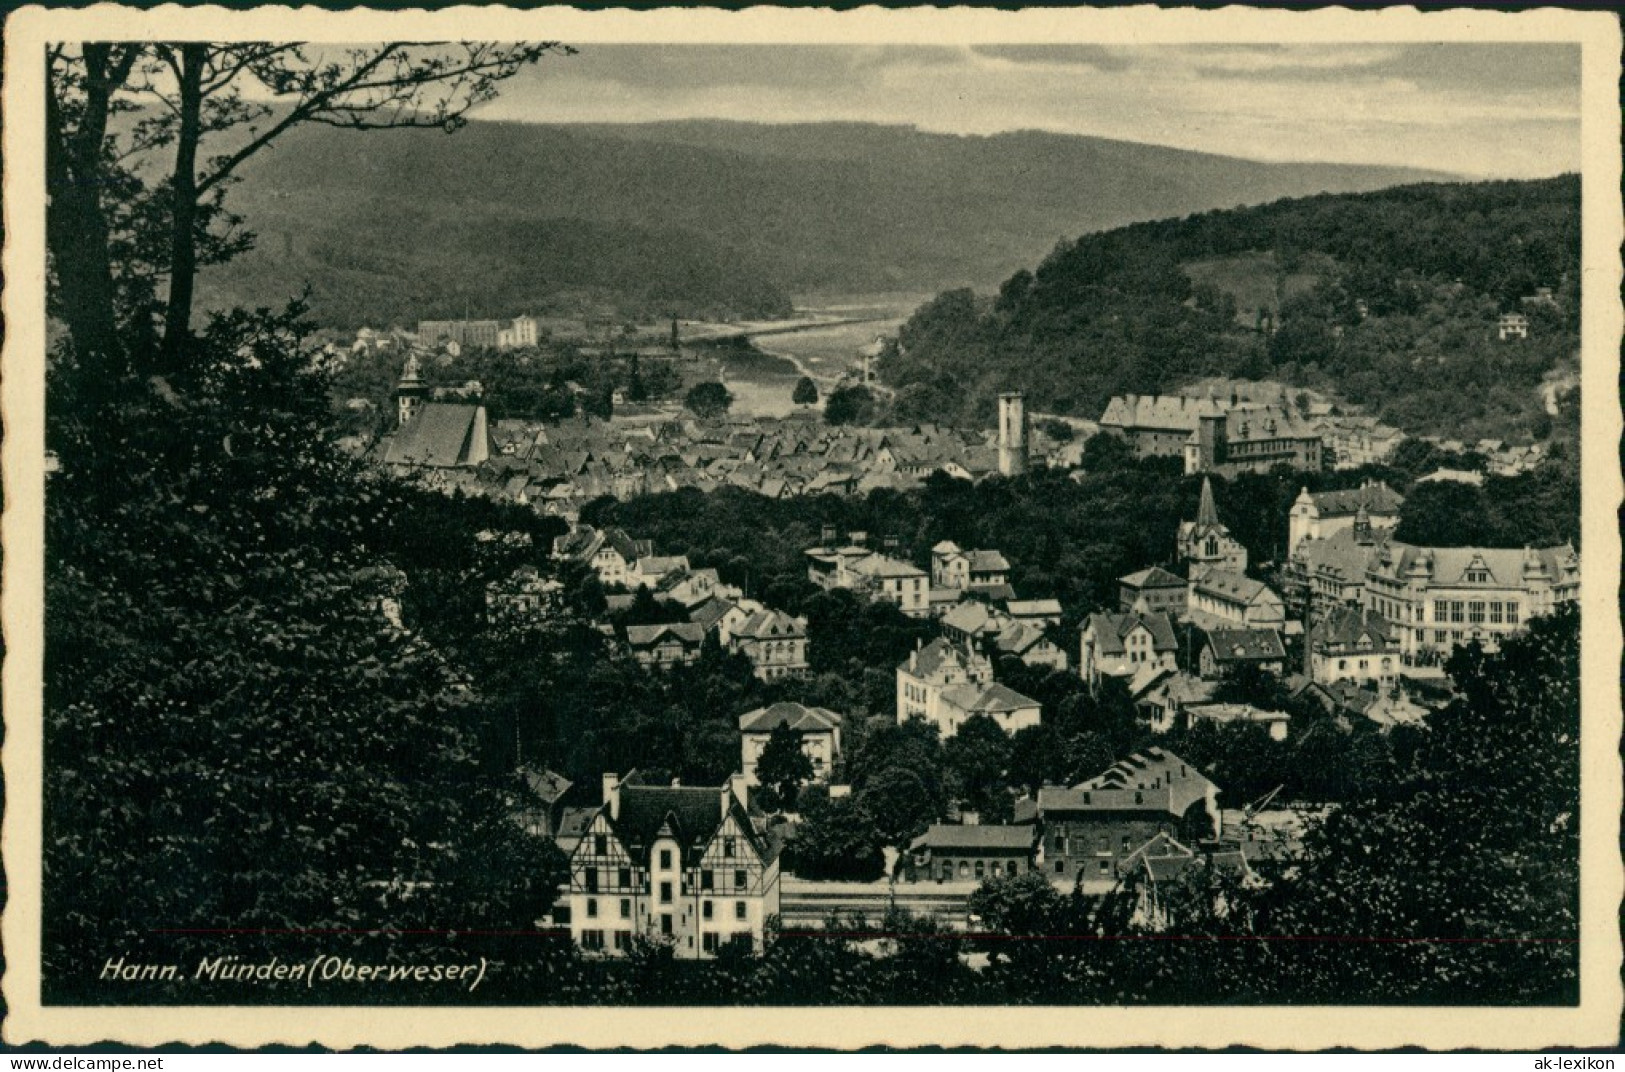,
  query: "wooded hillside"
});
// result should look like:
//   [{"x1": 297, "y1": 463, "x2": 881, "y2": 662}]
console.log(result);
[{"x1": 881, "y1": 176, "x2": 1579, "y2": 440}]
